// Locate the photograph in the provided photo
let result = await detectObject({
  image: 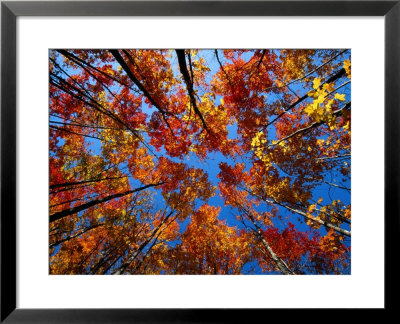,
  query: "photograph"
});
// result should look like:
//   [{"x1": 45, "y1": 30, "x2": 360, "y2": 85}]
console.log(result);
[{"x1": 49, "y1": 49, "x2": 351, "y2": 275}]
